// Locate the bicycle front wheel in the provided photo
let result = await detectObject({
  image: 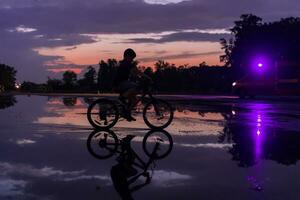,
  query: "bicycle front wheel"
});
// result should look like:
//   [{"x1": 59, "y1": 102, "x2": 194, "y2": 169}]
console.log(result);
[
  {"x1": 87, "y1": 99, "x2": 119, "y2": 129},
  {"x1": 143, "y1": 99, "x2": 173, "y2": 129}
]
